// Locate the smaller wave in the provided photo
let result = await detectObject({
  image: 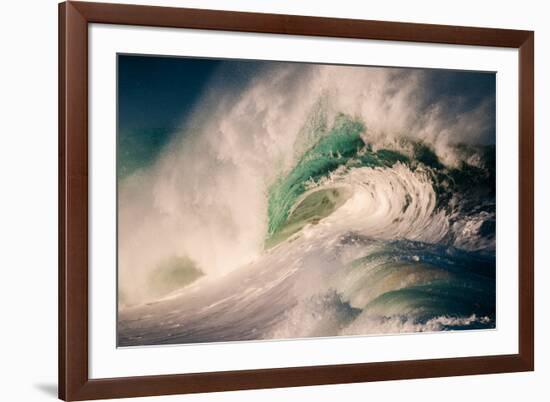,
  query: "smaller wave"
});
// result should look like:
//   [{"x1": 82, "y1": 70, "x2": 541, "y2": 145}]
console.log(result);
[
  {"x1": 341, "y1": 313, "x2": 493, "y2": 336},
  {"x1": 250, "y1": 237, "x2": 495, "y2": 342}
]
